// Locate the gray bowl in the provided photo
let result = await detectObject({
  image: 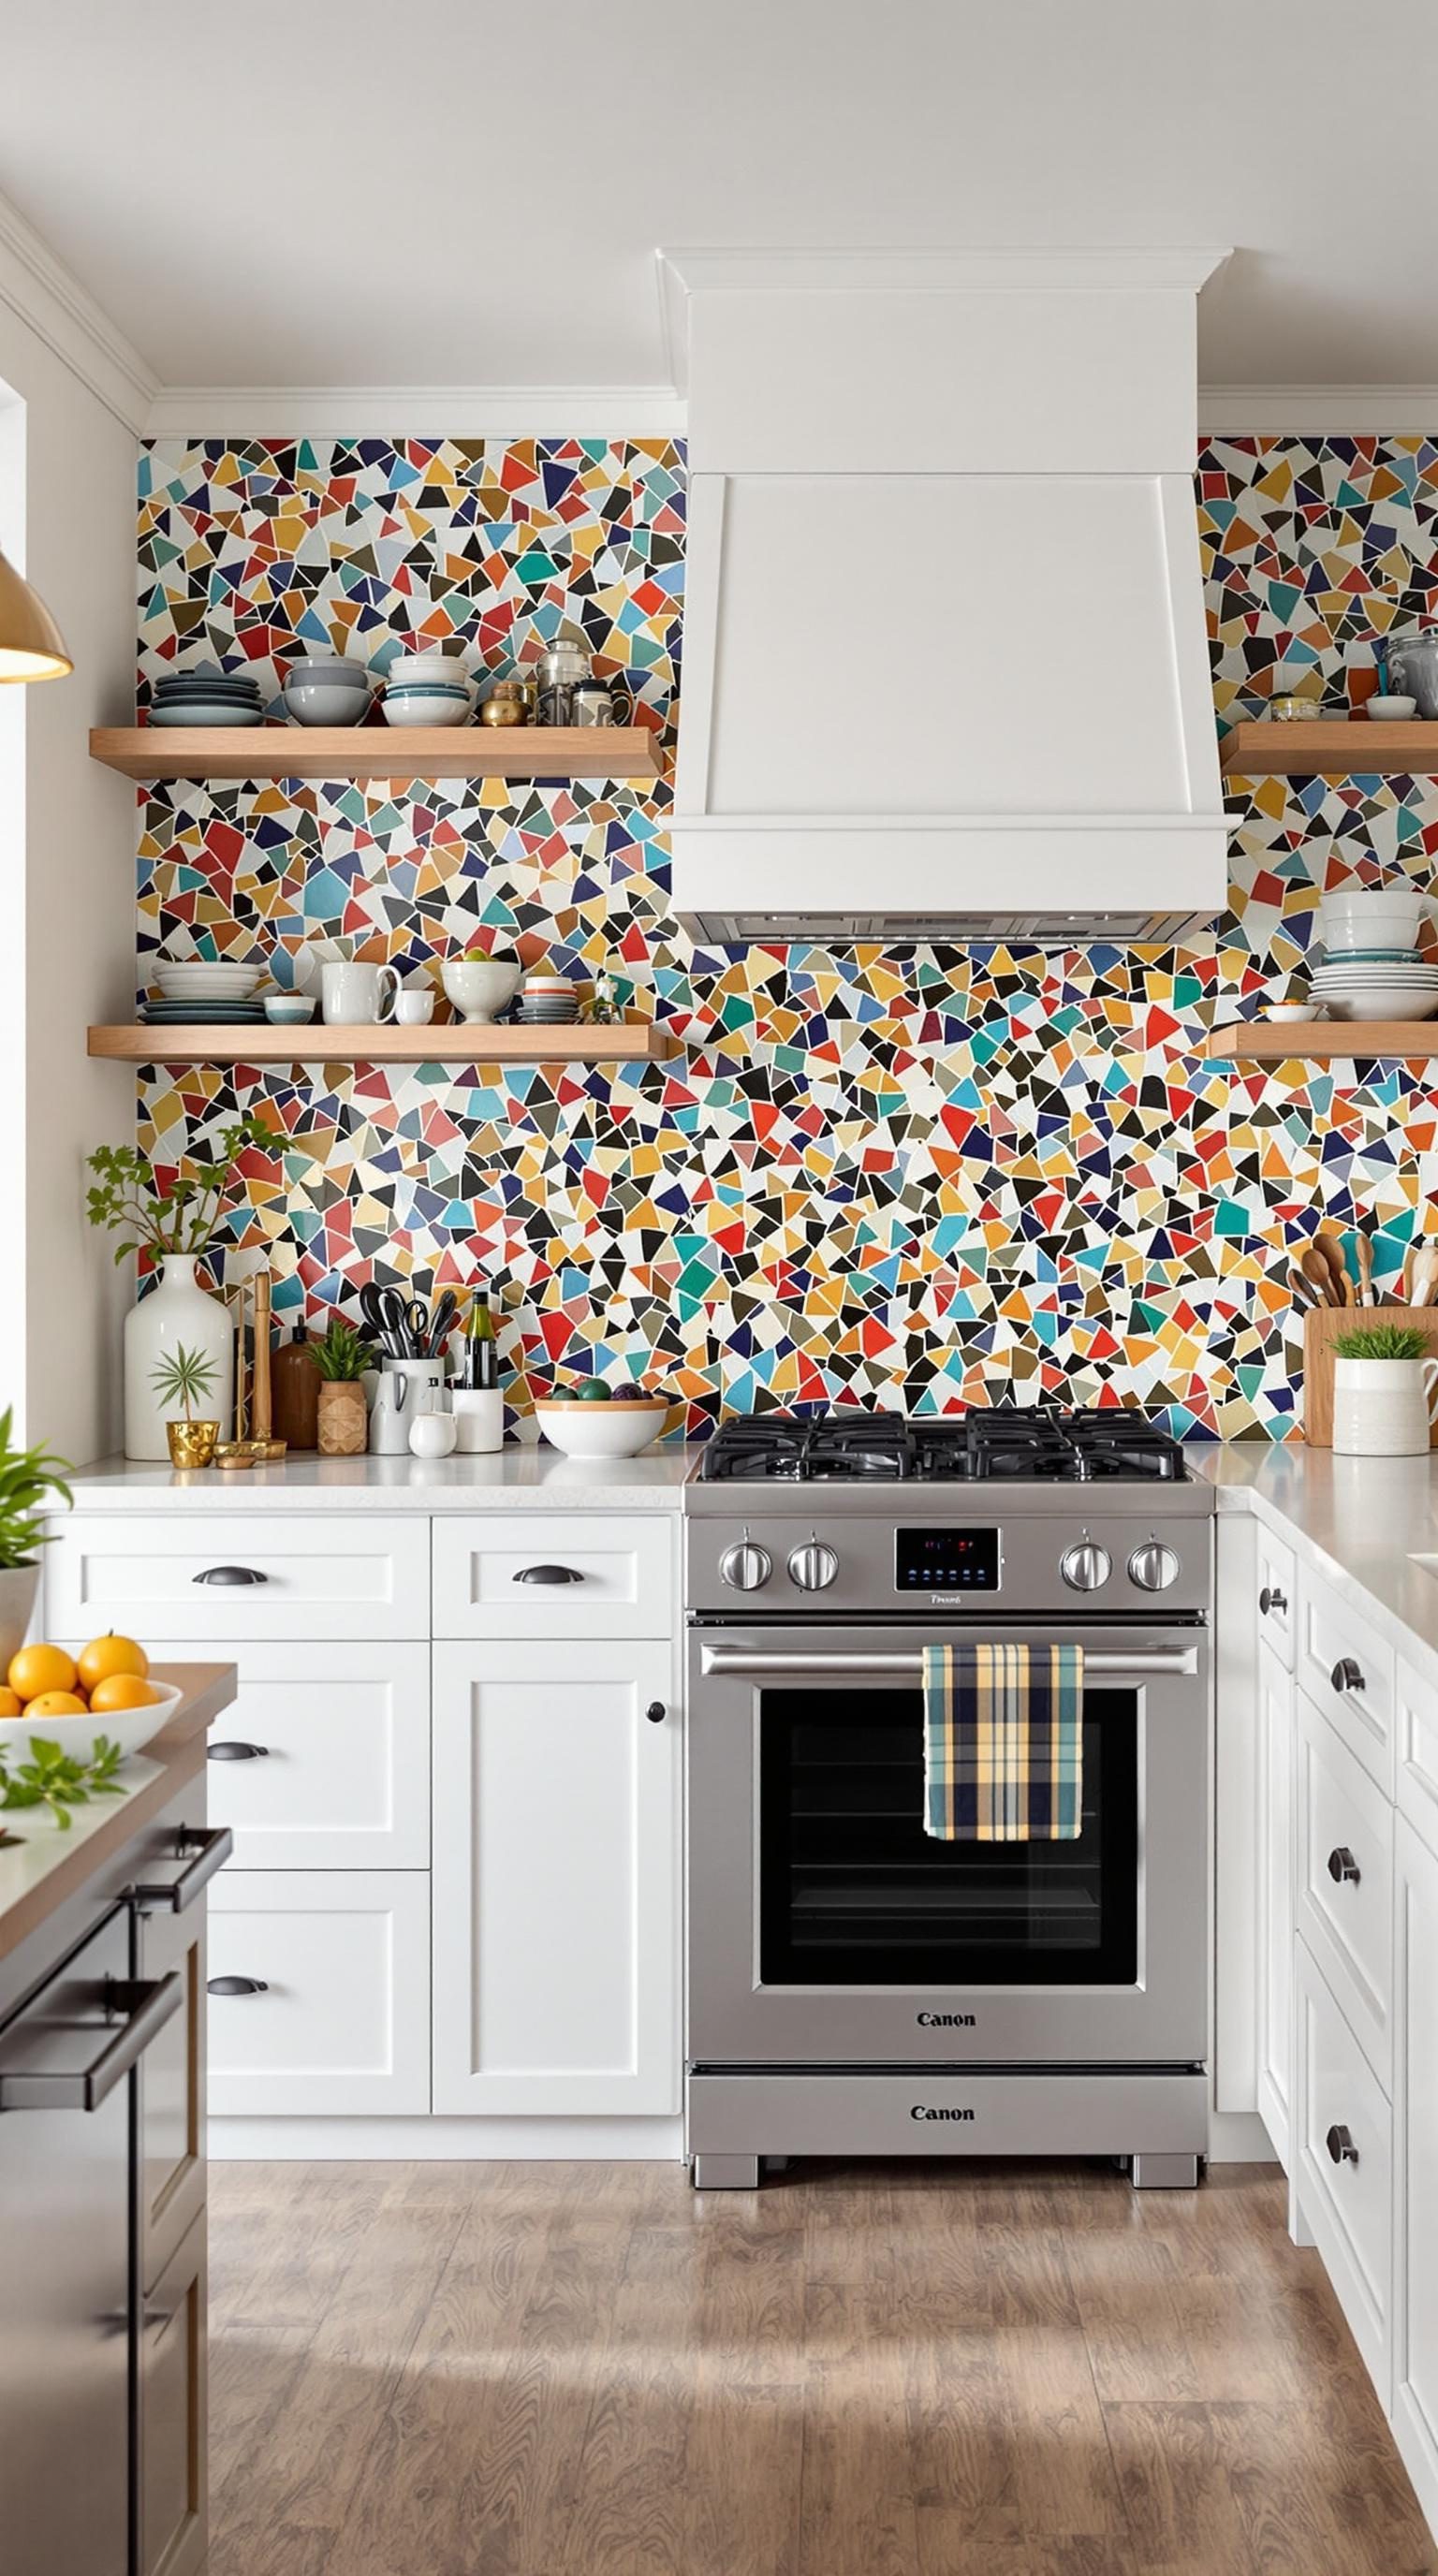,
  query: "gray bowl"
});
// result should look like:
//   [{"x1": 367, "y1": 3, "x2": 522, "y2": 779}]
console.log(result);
[{"x1": 283, "y1": 681, "x2": 373, "y2": 726}]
